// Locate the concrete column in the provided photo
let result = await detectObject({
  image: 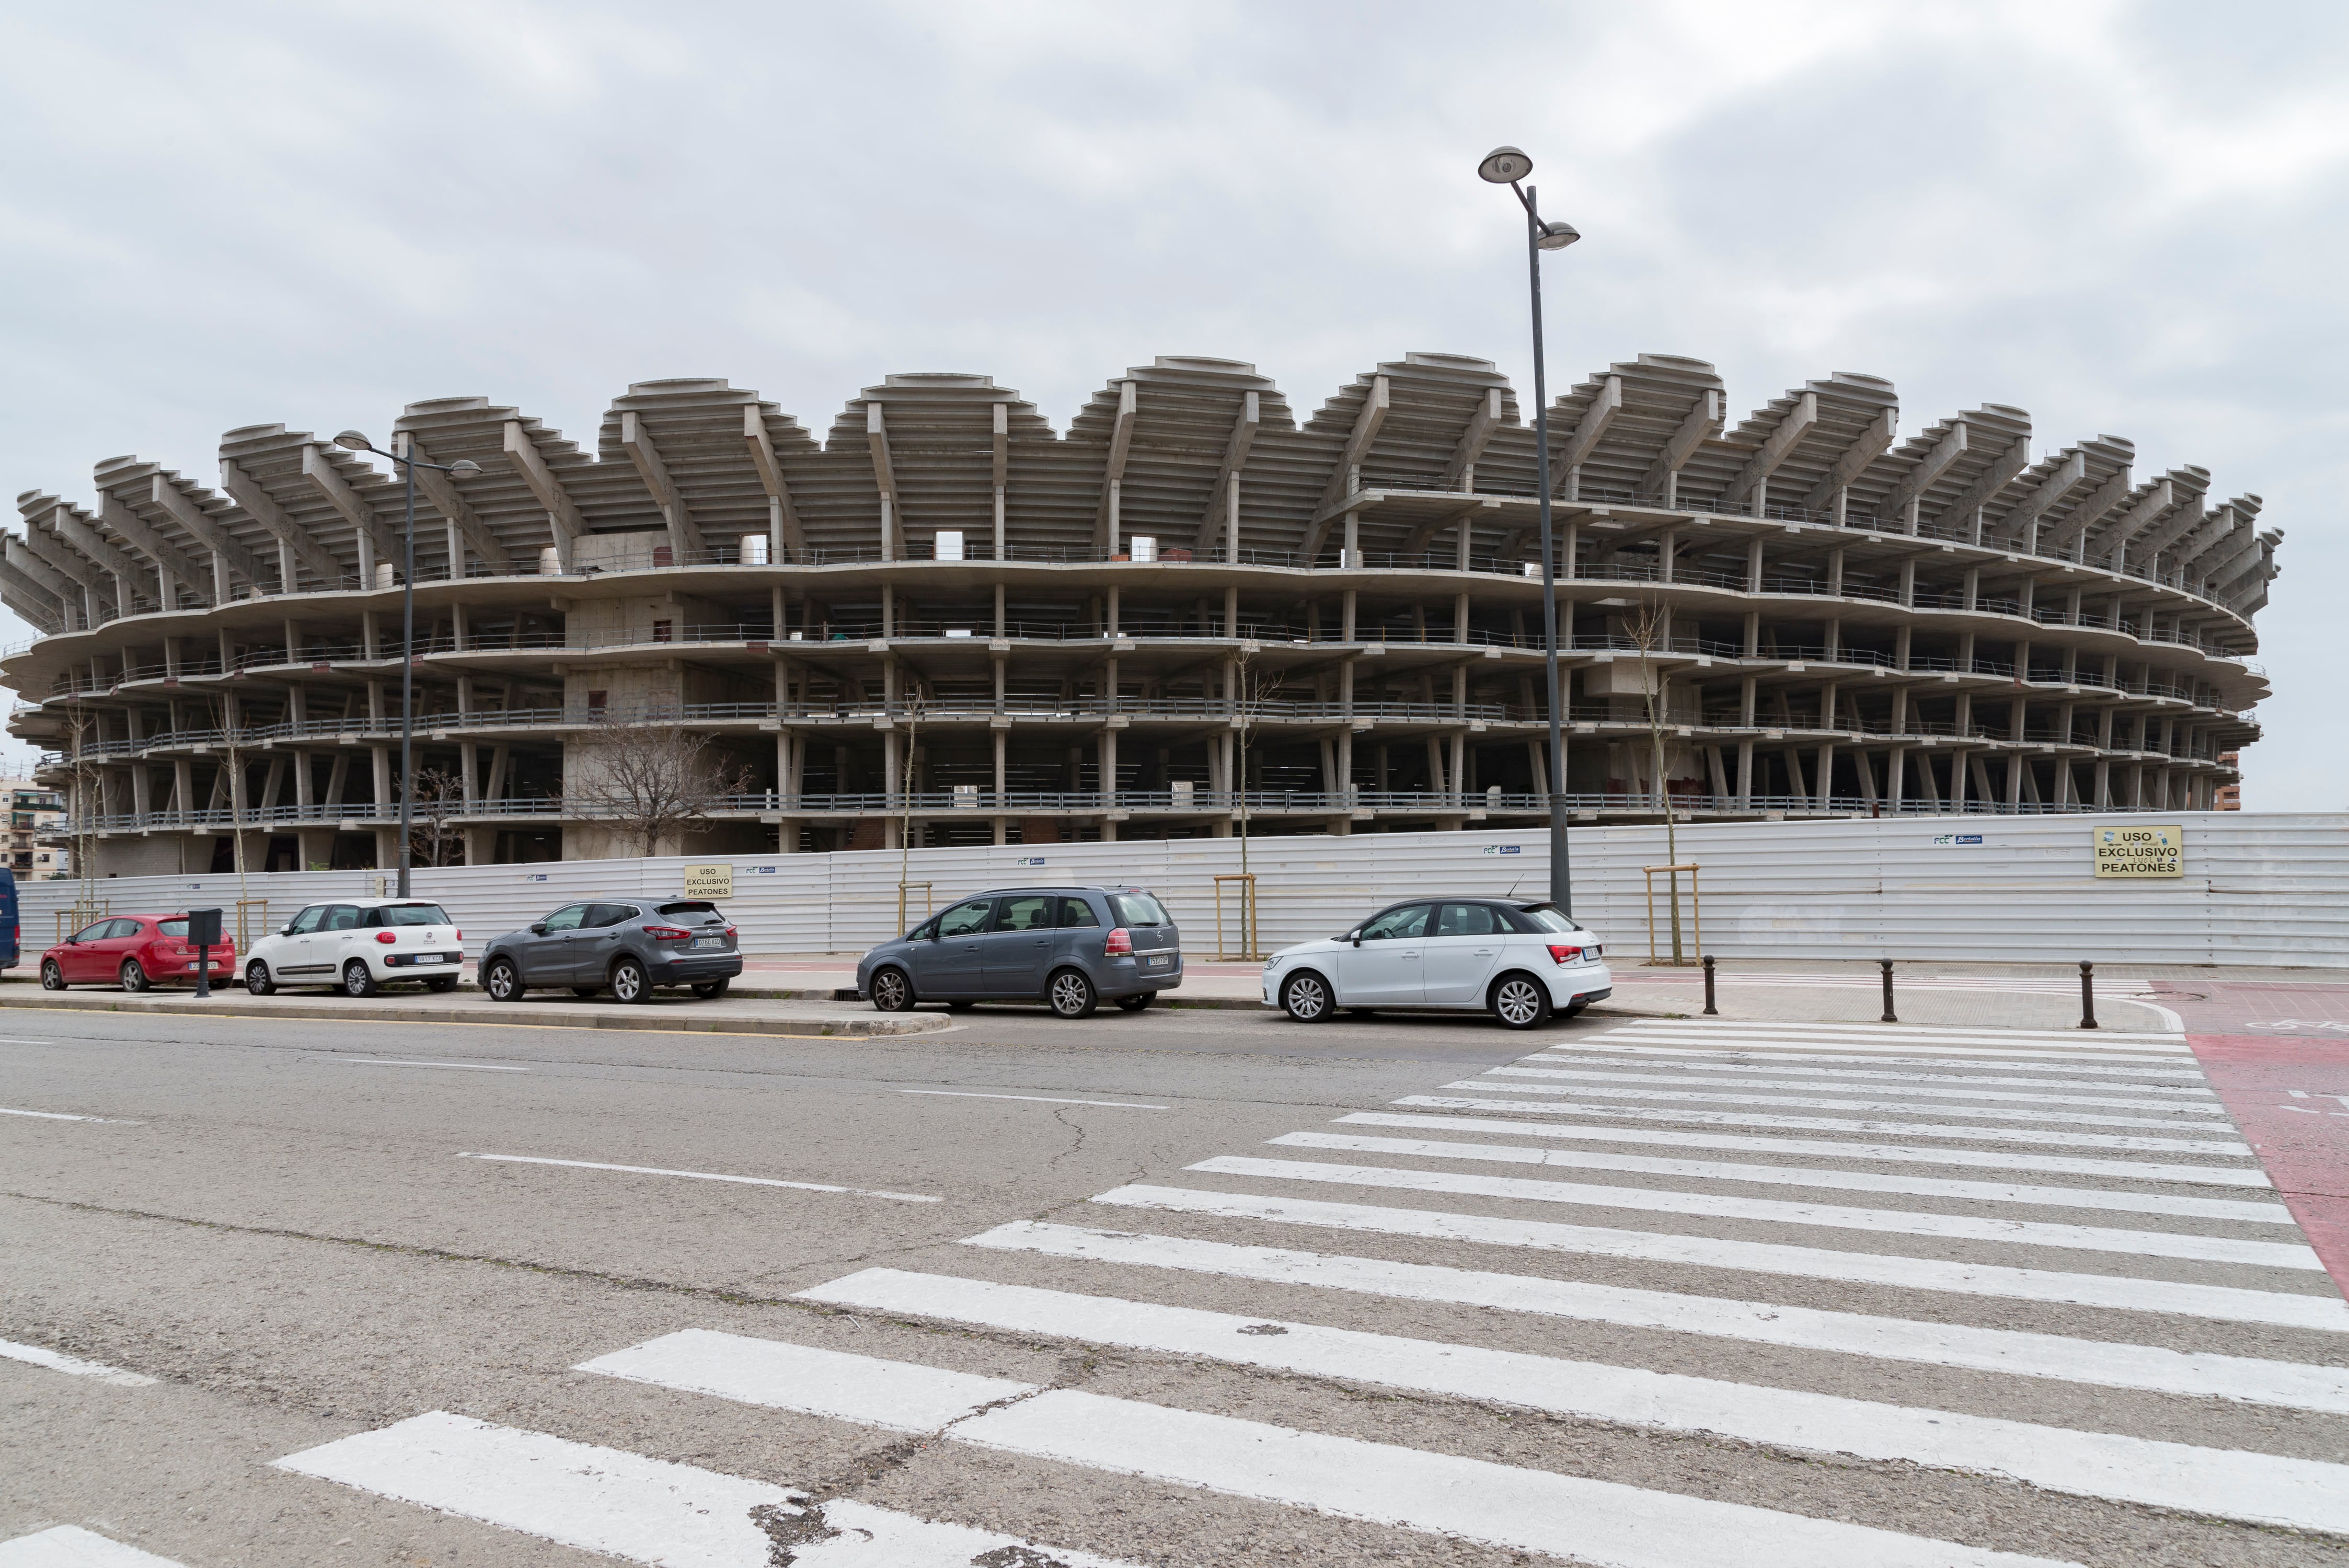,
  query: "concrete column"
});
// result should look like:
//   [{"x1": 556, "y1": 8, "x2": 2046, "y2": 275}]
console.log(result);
[
  {"x1": 1735, "y1": 741, "x2": 1754, "y2": 806},
  {"x1": 1887, "y1": 747, "x2": 1906, "y2": 809},
  {"x1": 1814, "y1": 742, "x2": 1835, "y2": 809},
  {"x1": 372, "y1": 745, "x2": 391, "y2": 813},
  {"x1": 1341, "y1": 591, "x2": 1357, "y2": 642}
]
